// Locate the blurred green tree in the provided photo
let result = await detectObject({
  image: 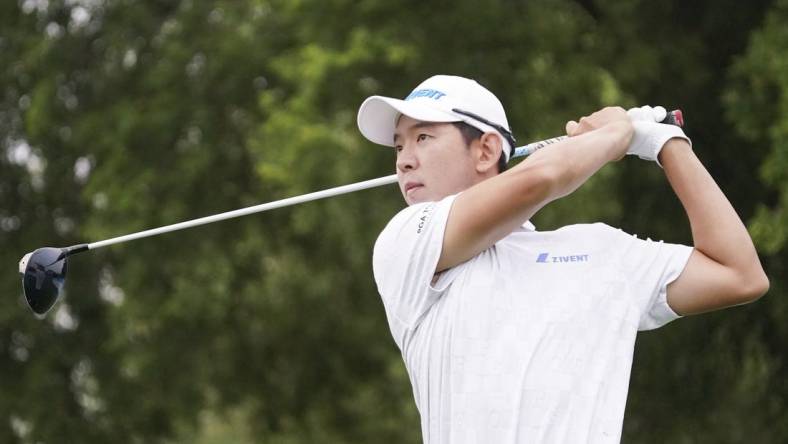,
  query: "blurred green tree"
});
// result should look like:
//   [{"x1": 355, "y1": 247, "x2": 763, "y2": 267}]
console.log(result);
[{"x1": 0, "y1": 0, "x2": 783, "y2": 442}]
